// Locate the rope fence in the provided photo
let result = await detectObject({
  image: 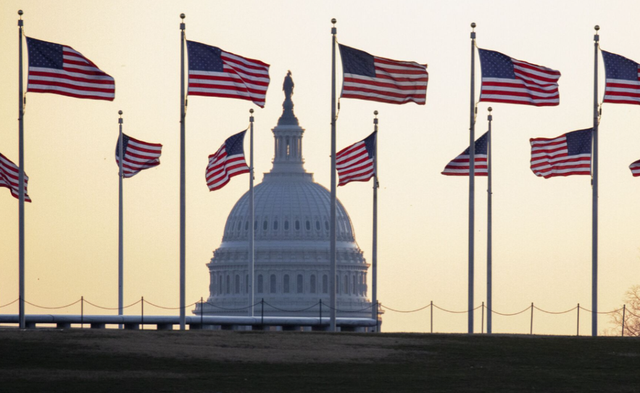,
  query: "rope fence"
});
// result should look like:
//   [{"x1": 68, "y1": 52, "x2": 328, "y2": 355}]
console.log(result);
[{"x1": 1, "y1": 296, "x2": 638, "y2": 336}]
